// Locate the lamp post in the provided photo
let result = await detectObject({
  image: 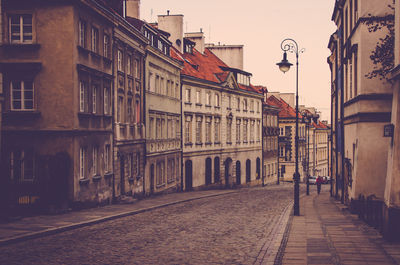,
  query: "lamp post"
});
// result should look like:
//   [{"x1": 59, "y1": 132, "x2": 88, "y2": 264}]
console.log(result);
[{"x1": 277, "y1": 38, "x2": 304, "y2": 216}]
